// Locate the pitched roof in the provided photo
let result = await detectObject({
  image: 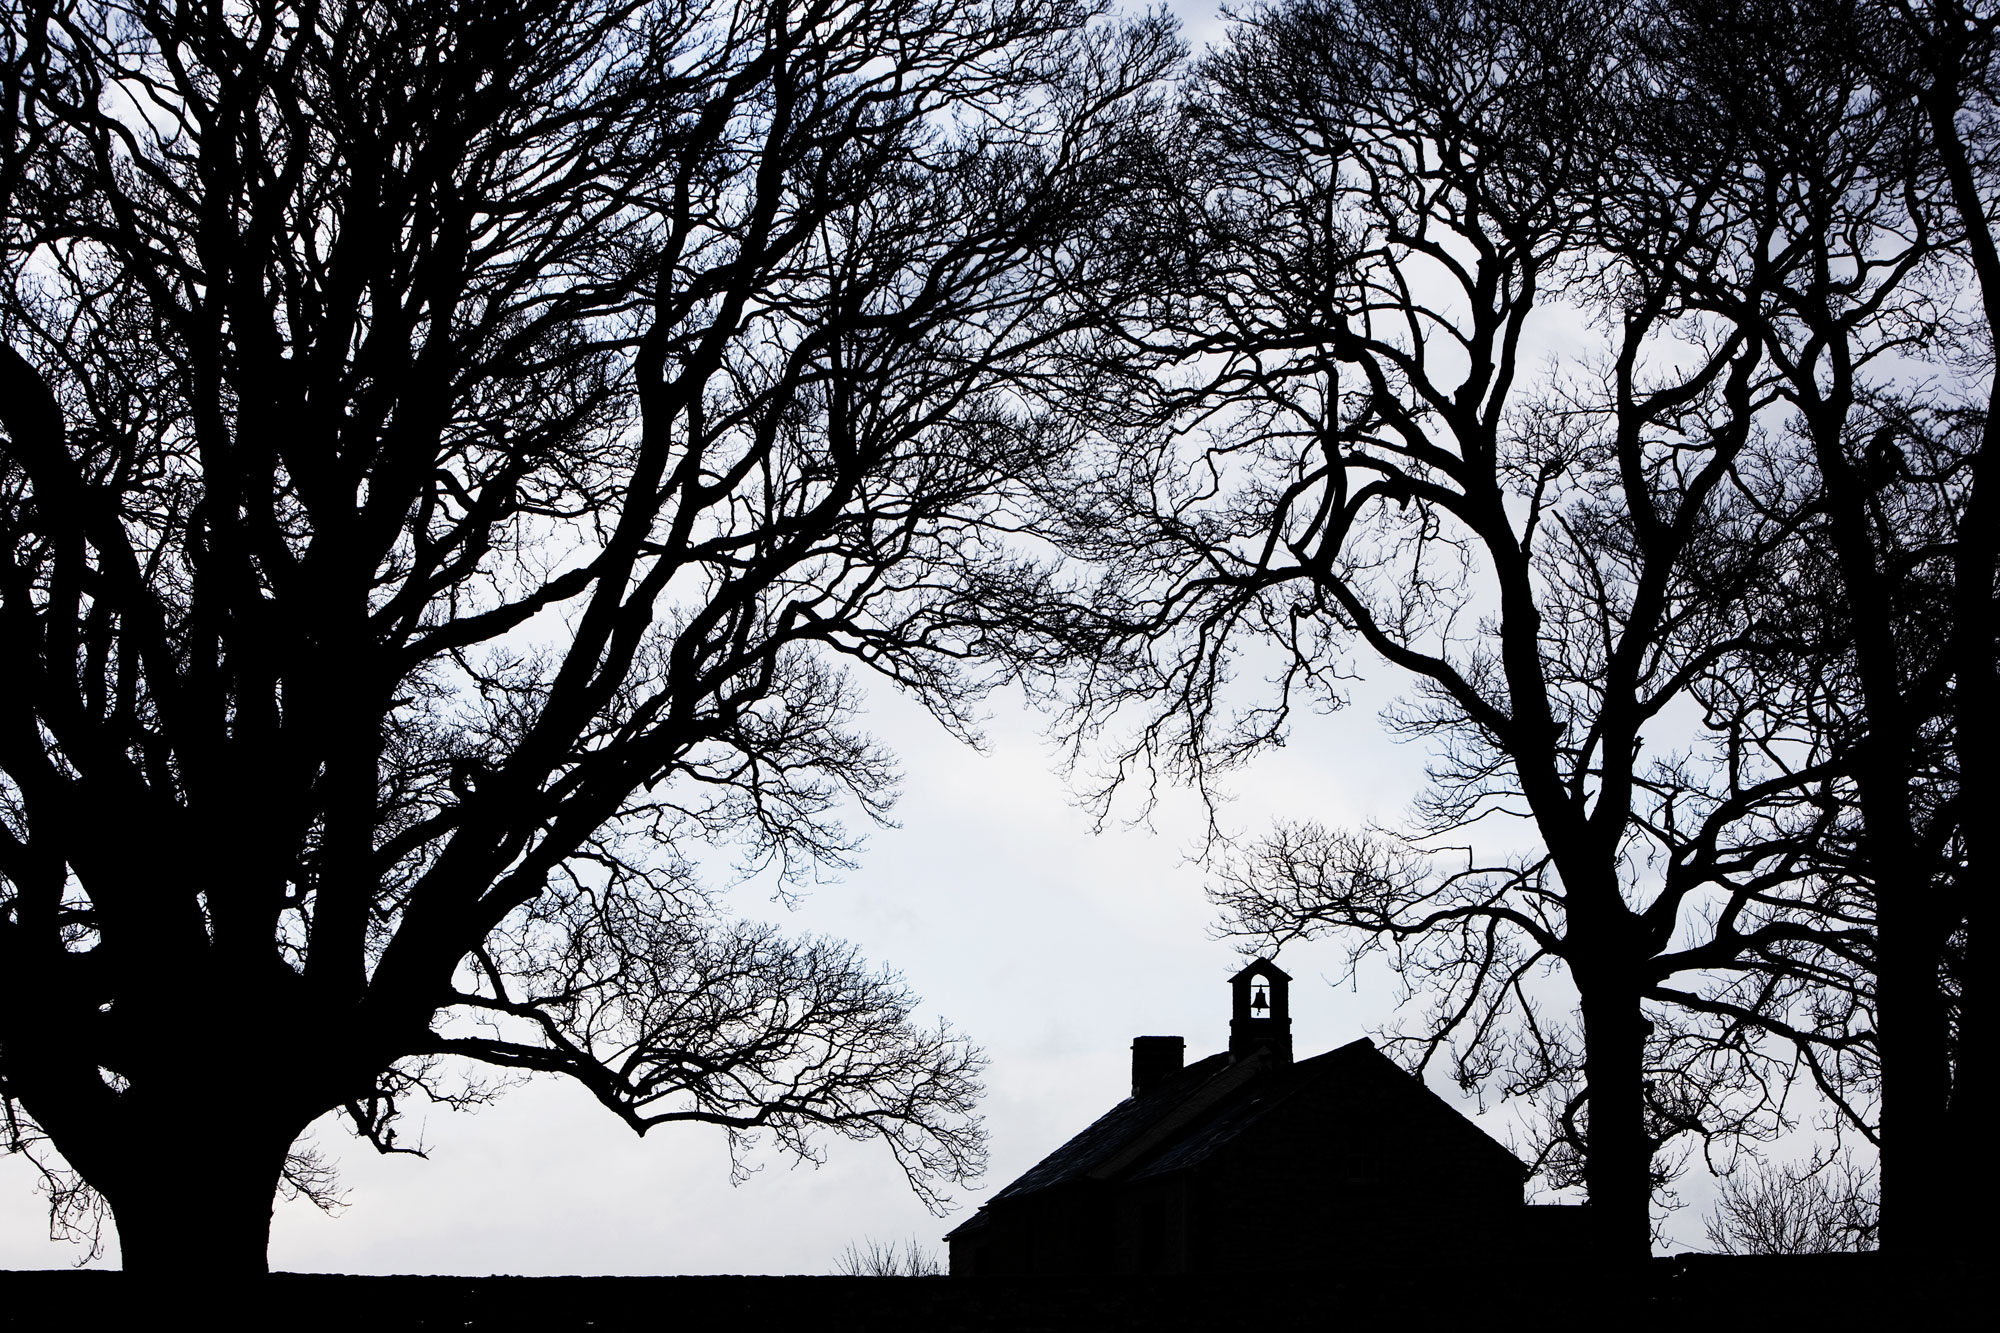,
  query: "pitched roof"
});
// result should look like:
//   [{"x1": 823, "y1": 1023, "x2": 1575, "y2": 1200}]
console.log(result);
[
  {"x1": 973, "y1": 1050, "x2": 1237, "y2": 1205},
  {"x1": 1229, "y1": 958, "x2": 1292, "y2": 984},
  {"x1": 947, "y1": 1038, "x2": 1522, "y2": 1239}
]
